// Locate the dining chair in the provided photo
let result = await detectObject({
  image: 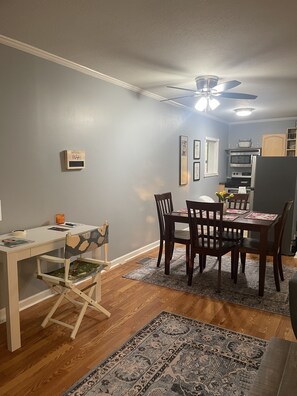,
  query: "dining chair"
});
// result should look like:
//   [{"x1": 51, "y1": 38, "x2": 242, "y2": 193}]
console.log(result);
[
  {"x1": 36, "y1": 222, "x2": 111, "y2": 339},
  {"x1": 239, "y1": 200, "x2": 293, "y2": 291},
  {"x1": 154, "y1": 192, "x2": 190, "y2": 268},
  {"x1": 222, "y1": 193, "x2": 250, "y2": 242},
  {"x1": 228, "y1": 193, "x2": 249, "y2": 210},
  {"x1": 186, "y1": 200, "x2": 239, "y2": 292}
]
